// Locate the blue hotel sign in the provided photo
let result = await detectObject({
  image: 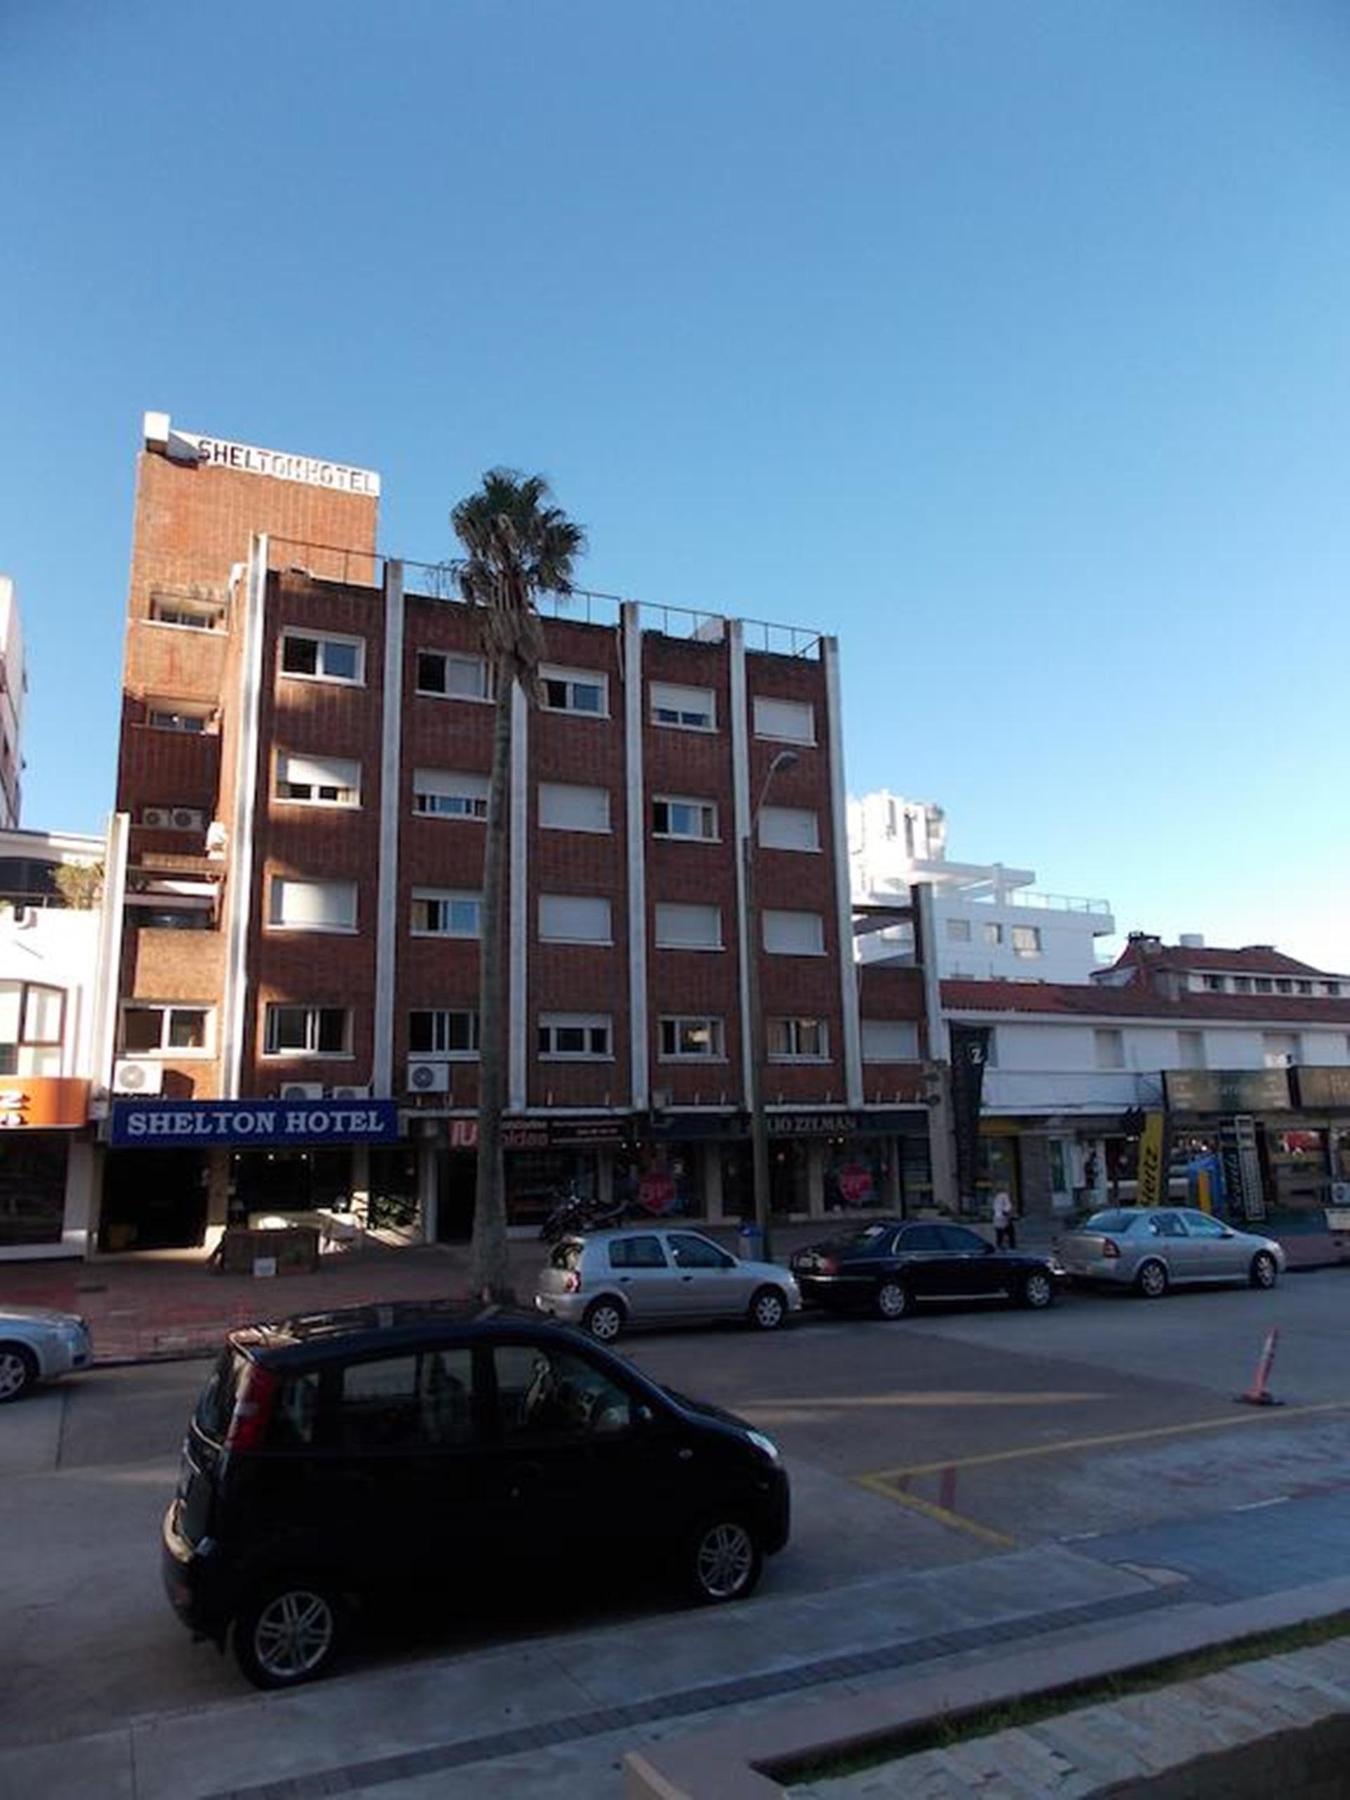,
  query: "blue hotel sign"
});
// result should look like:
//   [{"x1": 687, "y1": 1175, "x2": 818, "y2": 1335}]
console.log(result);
[{"x1": 110, "y1": 1099, "x2": 400, "y2": 1149}]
